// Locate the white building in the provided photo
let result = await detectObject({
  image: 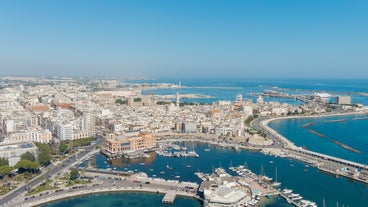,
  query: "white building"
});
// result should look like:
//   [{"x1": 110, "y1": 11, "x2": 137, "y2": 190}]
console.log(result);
[
  {"x1": 337, "y1": 96, "x2": 351, "y2": 105},
  {"x1": 56, "y1": 123, "x2": 74, "y2": 140},
  {"x1": 4, "y1": 120, "x2": 15, "y2": 135},
  {"x1": 183, "y1": 122, "x2": 197, "y2": 133},
  {"x1": 0, "y1": 141, "x2": 38, "y2": 166}
]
